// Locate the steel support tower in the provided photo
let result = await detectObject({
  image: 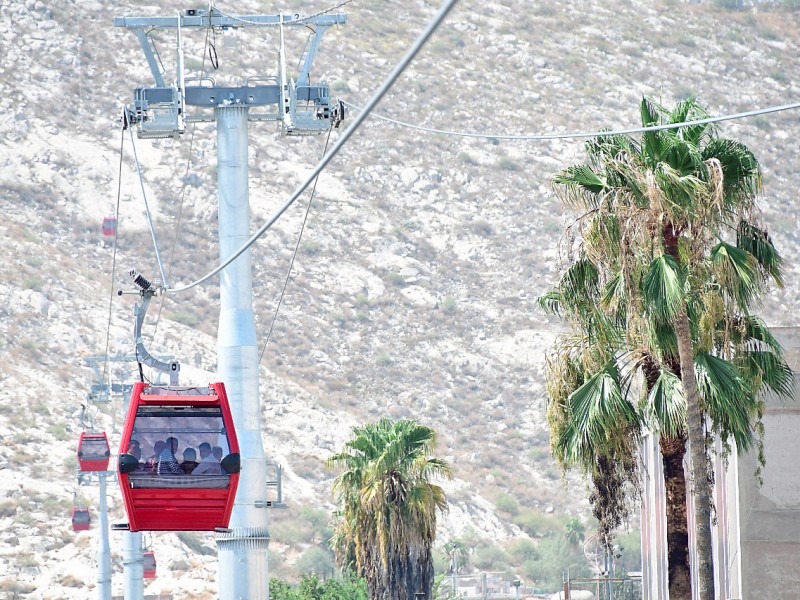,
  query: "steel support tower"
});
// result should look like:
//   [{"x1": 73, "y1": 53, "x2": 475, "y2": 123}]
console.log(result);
[{"x1": 114, "y1": 9, "x2": 344, "y2": 598}]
